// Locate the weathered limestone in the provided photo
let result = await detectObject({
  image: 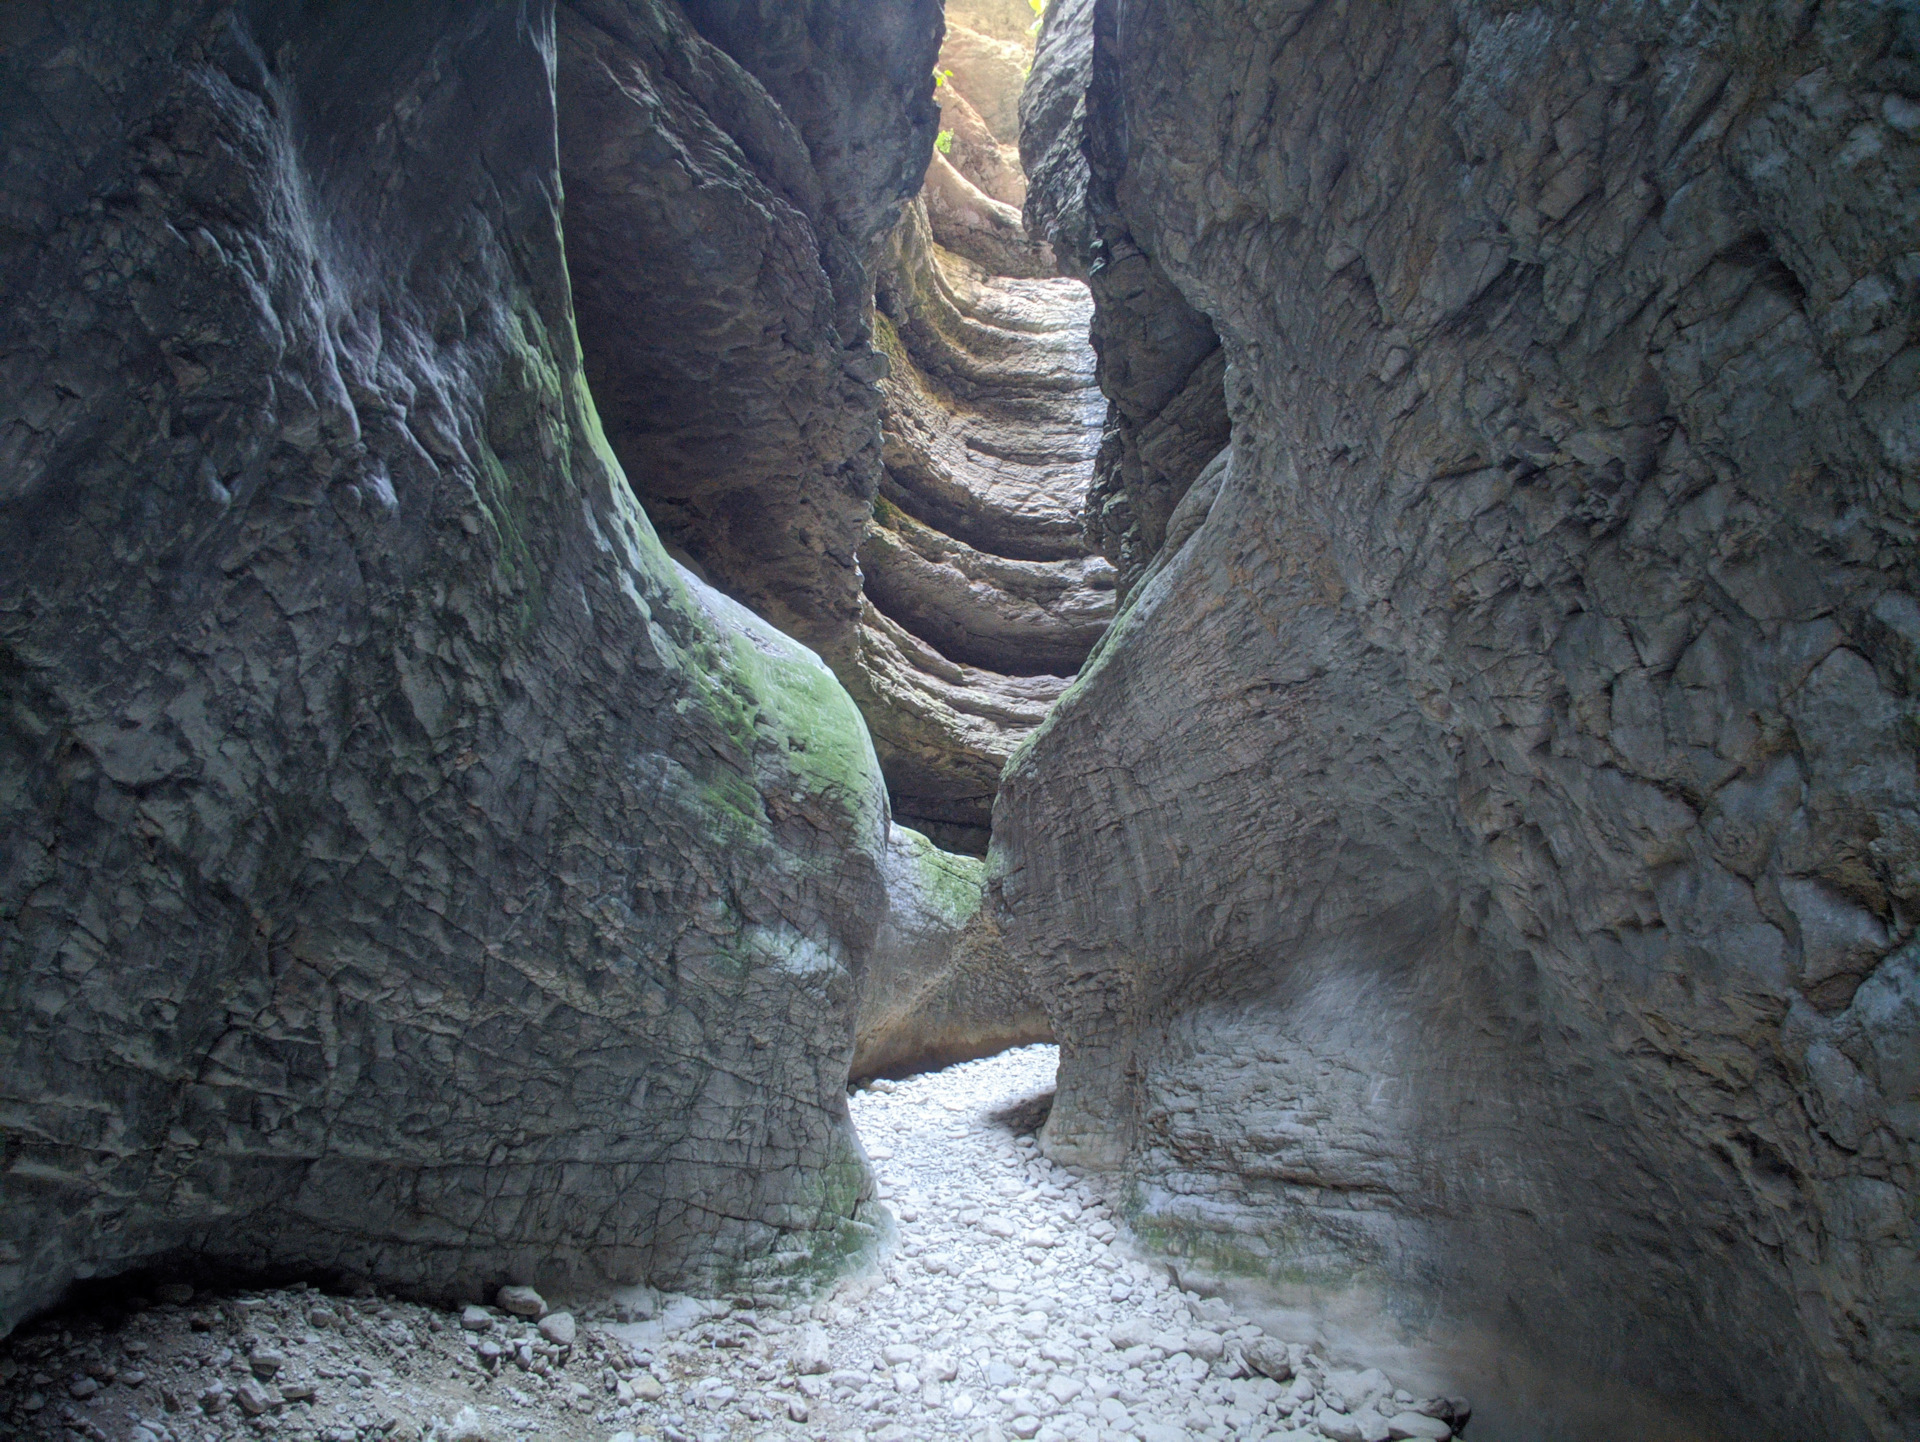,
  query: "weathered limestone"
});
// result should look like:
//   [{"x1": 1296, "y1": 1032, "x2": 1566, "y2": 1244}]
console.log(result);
[
  {"x1": 838, "y1": 199, "x2": 1111, "y2": 853},
  {"x1": 0, "y1": 0, "x2": 954, "y2": 1333},
  {"x1": 1000, "y1": 3, "x2": 1920, "y2": 1440},
  {"x1": 852, "y1": 828, "x2": 1049, "y2": 1081}
]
